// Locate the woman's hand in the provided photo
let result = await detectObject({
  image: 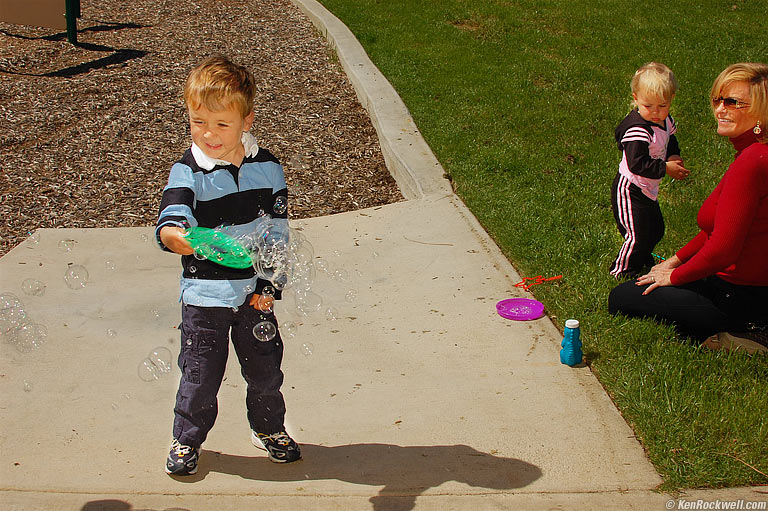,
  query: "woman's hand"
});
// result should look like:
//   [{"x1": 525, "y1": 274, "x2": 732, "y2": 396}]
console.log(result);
[
  {"x1": 636, "y1": 268, "x2": 674, "y2": 294},
  {"x1": 637, "y1": 254, "x2": 681, "y2": 294}
]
